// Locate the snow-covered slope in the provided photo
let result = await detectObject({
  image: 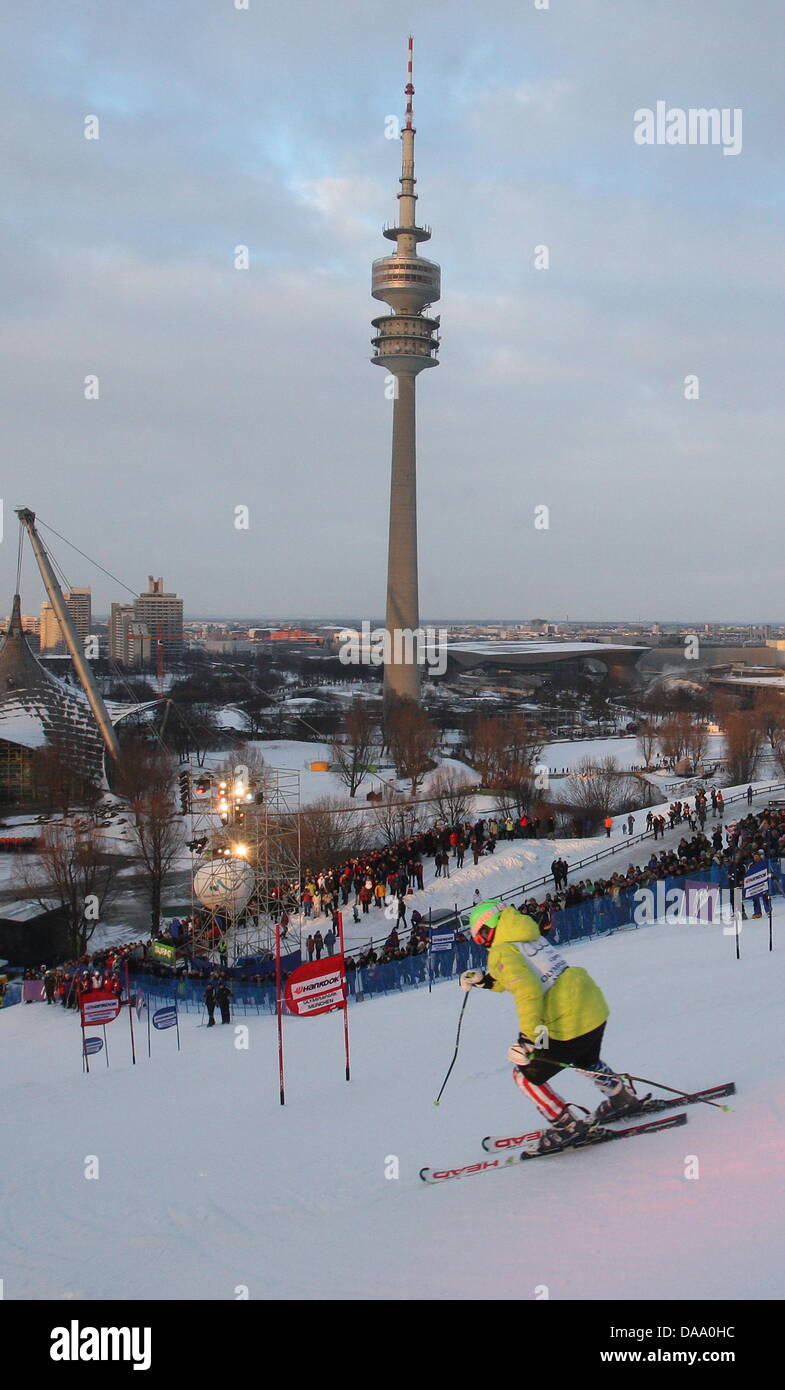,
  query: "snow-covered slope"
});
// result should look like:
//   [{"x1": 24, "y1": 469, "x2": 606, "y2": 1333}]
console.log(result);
[{"x1": 2, "y1": 905, "x2": 783, "y2": 1300}]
